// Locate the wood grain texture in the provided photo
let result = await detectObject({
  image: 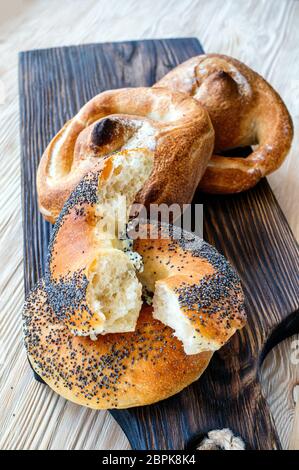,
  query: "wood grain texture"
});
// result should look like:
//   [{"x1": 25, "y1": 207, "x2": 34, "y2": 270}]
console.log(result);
[
  {"x1": 261, "y1": 335, "x2": 299, "y2": 449},
  {"x1": 1, "y1": 0, "x2": 299, "y2": 450},
  {"x1": 17, "y1": 36, "x2": 299, "y2": 450}
]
